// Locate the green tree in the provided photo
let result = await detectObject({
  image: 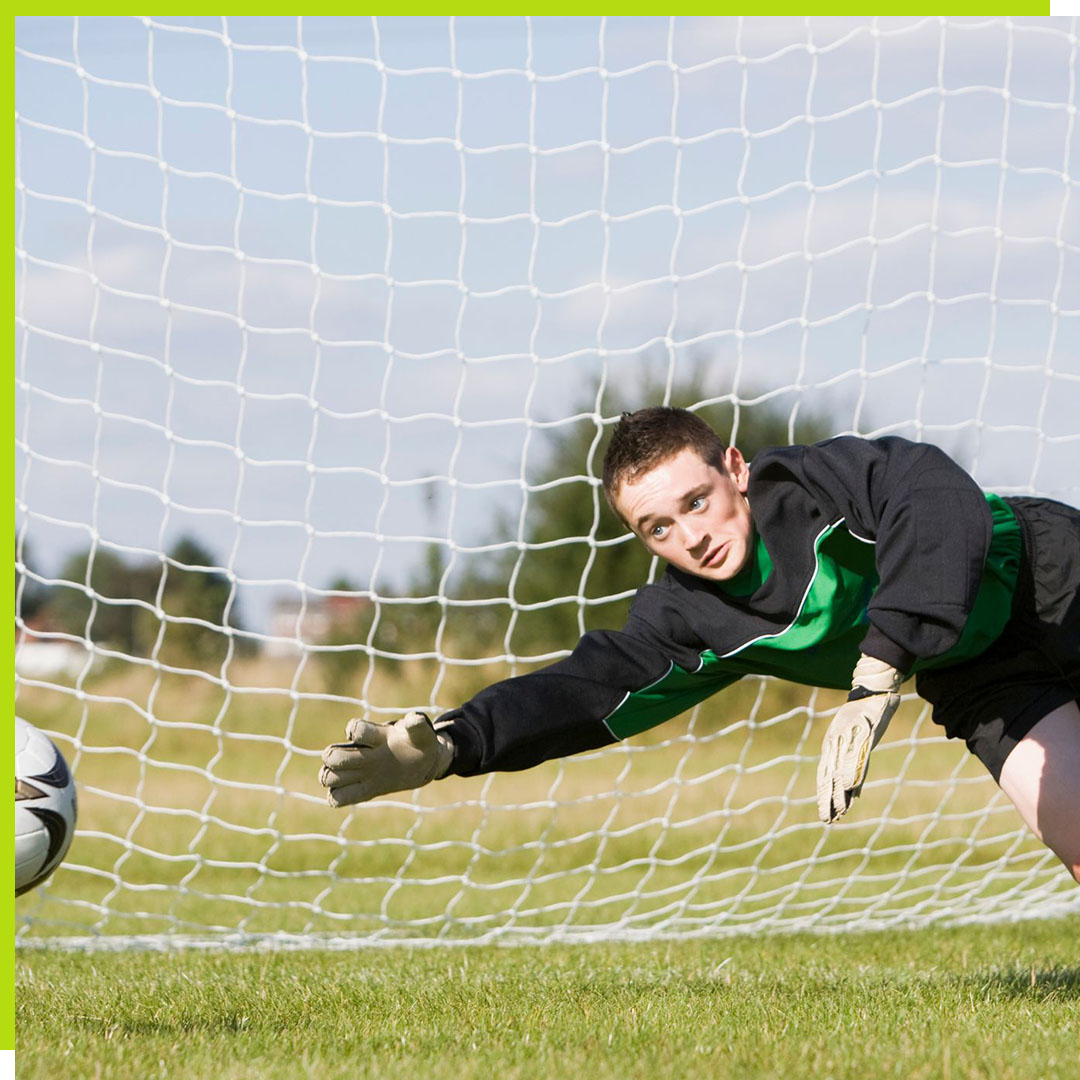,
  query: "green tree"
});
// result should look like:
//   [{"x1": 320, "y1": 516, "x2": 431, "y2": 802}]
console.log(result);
[
  {"x1": 154, "y1": 536, "x2": 239, "y2": 669},
  {"x1": 44, "y1": 547, "x2": 158, "y2": 654},
  {"x1": 317, "y1": 366, "x2": 839, "y2": 669},
  {"x1": 450, "y1": 368, "x2": 836, "y2": 657},
  {"x1": 42, "y1": 536, "x2": 242, "y2": 669}
]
